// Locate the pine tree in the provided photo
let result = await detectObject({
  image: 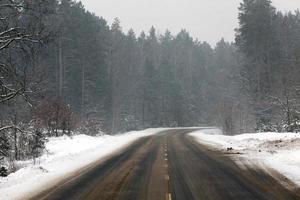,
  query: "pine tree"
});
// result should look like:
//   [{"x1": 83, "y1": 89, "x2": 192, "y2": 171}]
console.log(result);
[{"x1": 236, "y1": 0, "x2": 278, "y2": 130}]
